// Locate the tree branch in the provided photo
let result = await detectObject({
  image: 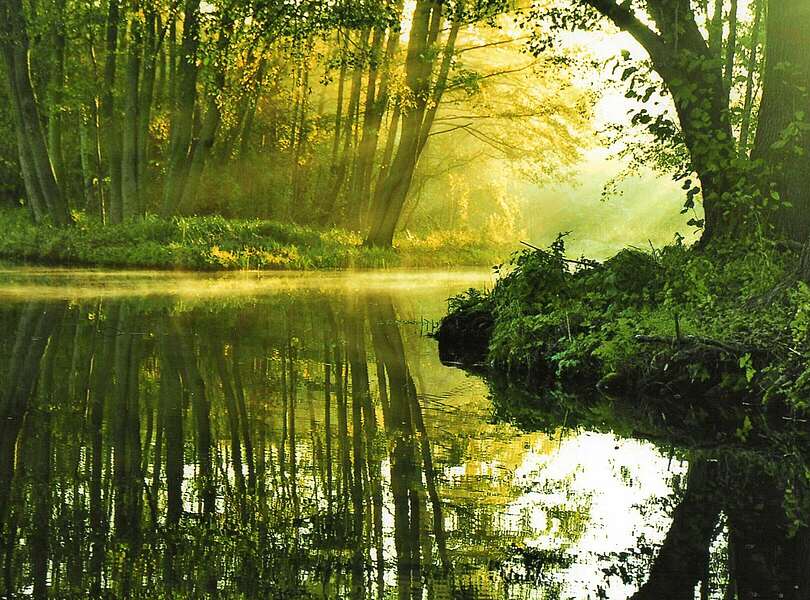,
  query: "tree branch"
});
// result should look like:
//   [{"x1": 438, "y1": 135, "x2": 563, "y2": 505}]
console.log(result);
[
  {"x1": 428, "y1": 122, "x2": 473, "y2": 136},
  {"x1": 457, "y1": 35, "x2": 531, "y2": 54},
  {"x1": 445, "y1": 62, "x2": 538, "y2": 92},
  {"x1": 582, "y1": 0, "x2": 668, "y2": 63}
]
